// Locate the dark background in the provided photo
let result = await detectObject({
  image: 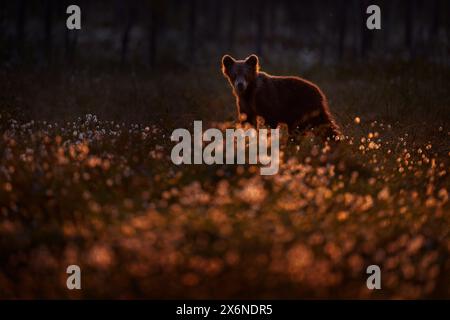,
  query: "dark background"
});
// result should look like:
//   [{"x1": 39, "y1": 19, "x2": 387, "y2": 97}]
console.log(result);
[
  {"x1": 1, "y1": 0, "x2": 449, "y2": 67},
  {"x1": 1, "y1": 0, "x2": 449, "y2": 126}
]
